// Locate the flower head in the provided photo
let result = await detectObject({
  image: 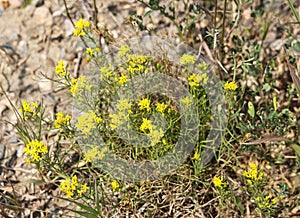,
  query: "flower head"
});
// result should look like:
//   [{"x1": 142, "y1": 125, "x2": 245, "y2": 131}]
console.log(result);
[
  {"x1": 111, "y1": 180, "x2": 119, "y2": 192},
  {"x1": 20, "y1": 101, "x2": 39, "y2": 120},
  {"x1": 84, "y1": 146, "x2": 107, "y2": 163},
  {"x1": 188, "y1": 73, "x2": 208, "y2": 87},
  {"x1": 213, "y1": 176, "x2": 227, "y2": 189},
  {"x1": 156, "y1": 102, "x2": 167, "y2": 115},
  {"x1": 70, "y1": 76, "x2": 91, "y2": 96},
  {"x1": 55, "y1": 60, "x2": 68, "y2": 77},
  {"x1": 118, "y1": 45, "x2": 130, "y2": 57},
  {"x1": 224, "y1": 81, "x2": 238, "y2": 91},
  {"x1": 243, "y1": 163, "x2": 264, "y2": 185},
  {"x1": 75, "y1": 110, "x2": 98, "y2": 136},
  {"x1": 73, "y1": 18, "x2": 90, "y2": 36},
  {"x1": 140, "y1": 118, "x2": 153, "y2": 132},
  {"x1": 116, "y1": 99, "x2": 132, "y2": 111},
  {"x1": 126, "y1": 54, "x2": 149, "y2": 73},
  {"x1": 180, "y1": 54, "x2": 195, "y2": 65},
  {"x1": 24, "y1": 140, "x2": 48, "y2": 163},
  {"x1": 138, "y1": 98, "x2": 151, "y2": 111},
  {"x1": 147, "y1": 128, "x2": 164, "y2": 146},
  {"x1": 116, "y1": 74, "x2": 128, "y2": 85},
  {"x1": 60, "y1": 175, "x2": 88, "y2": 198},
  {"x1": 54, "y1": 112, "x2": 72, "y2": 130}
]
